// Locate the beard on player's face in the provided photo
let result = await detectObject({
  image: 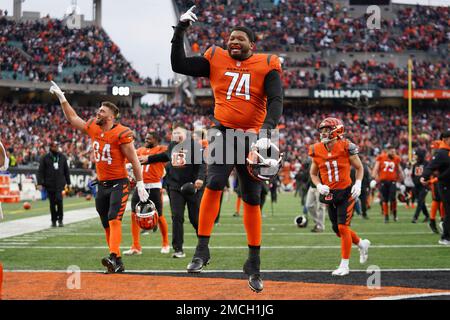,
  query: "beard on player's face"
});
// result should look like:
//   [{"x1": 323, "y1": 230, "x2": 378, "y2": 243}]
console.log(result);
[{"x1": 227, "y1": 32, "x2": 253, "y2": 61}]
